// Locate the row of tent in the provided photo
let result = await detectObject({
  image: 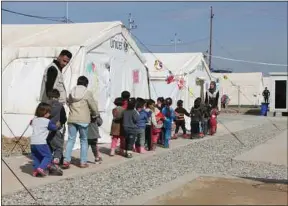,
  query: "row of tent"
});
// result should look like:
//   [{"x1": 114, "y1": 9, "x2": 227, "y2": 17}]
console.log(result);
[{"x1": 2, "y1": 21, "x2": 266, "y2": 145}]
